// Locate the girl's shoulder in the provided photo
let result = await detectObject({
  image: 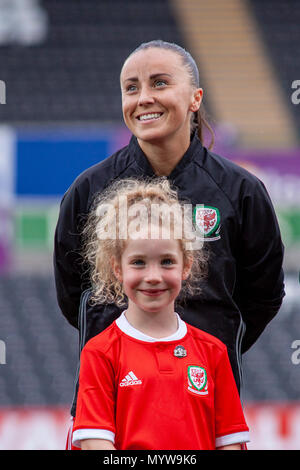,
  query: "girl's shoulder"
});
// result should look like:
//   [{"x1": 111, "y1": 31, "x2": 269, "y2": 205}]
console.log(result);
[{"x1": 82, "y1": 320, "x2": 122, "y2": 356}]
